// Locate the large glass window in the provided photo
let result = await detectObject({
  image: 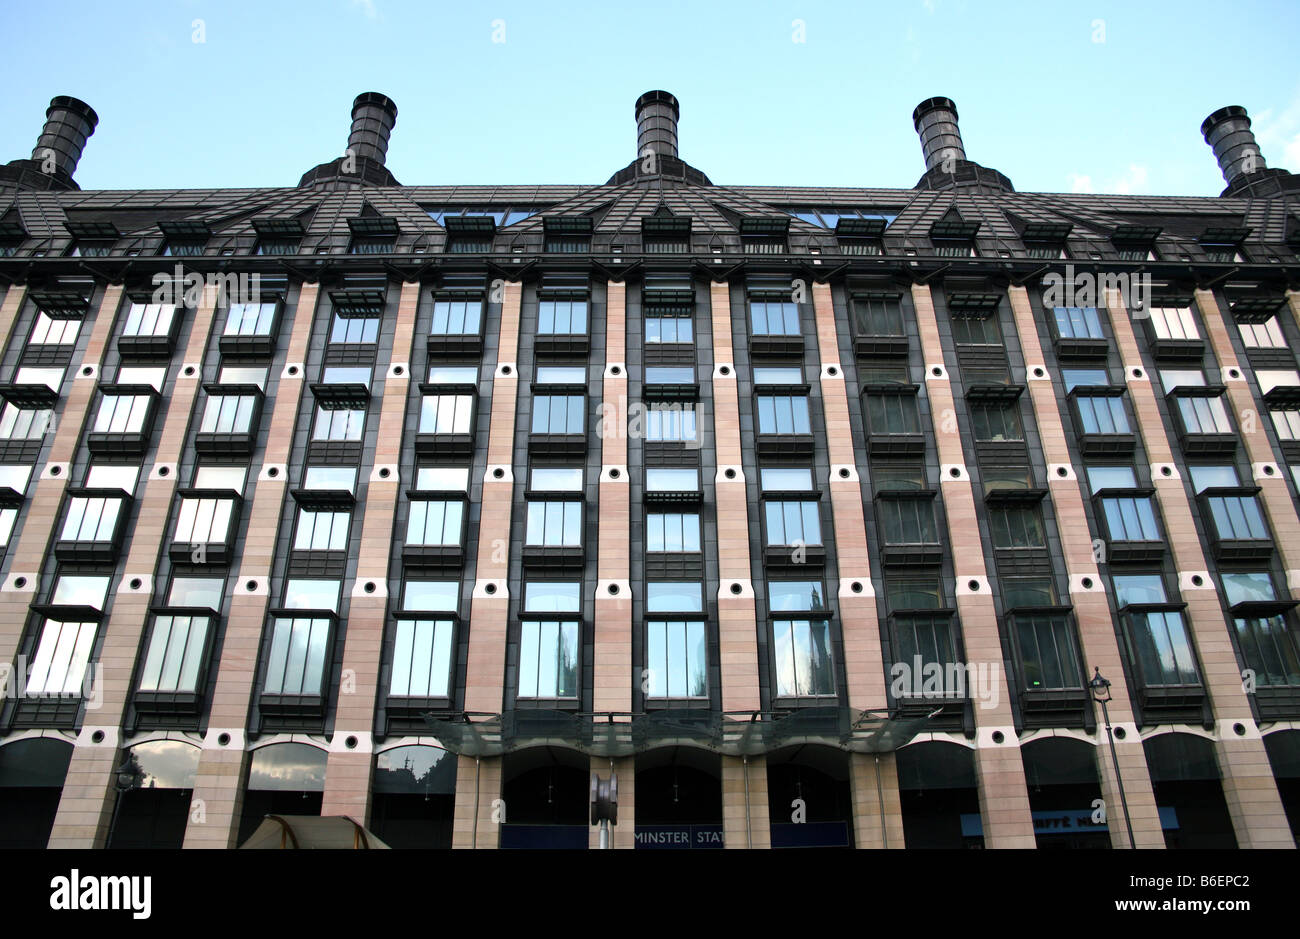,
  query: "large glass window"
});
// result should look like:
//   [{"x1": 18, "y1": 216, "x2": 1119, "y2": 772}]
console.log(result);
[
  {"x1": 312, "y1": 406, "x2": 365, "y2": 441},
  {"x1": 1099, "y1": 494, "x2": 1160, "y2": 541},
  {"x1": 263, "y1": 617, "x2": 332, "y2": 694},
  {"x1": 950, "y1": 315, "x2": 1000, "y2": 346},
  {"x1": 194, "y1": 465, "x2": 246, "y2": 493},
  {"x1": 1205, "y1": 494, "x2": 1269, "y2": 540},
  {"x1": 749, "y1": 299, "x2": 800, "y2": 336},
  {"x1": 532, "y1": 395, "x2": 584, "y2": 434},
  {"x1": 1086, "y1": 465, "x2": 1137, "y2": 494},
  {"x1": 879, "y1": 498, "x2": 937, "y2": 545},
  {"x1": 407, "y1": 500, "x2": 464, "y2": 546},
  {"x1": 0, "y1": 403, "x2": 52, "y2": 440},
  {"x1": 1160, "y1": 369, "x2": 1206, "y2": 393},
  {"x1": 293, "y1": 509, "x2": 350, "y2": 551},
  {"x1": 1062, "y1": 368, "x2": 1110, "y2": 393},
  {"x1": 329, "y1": 314, "x2": 379, "y2": 344},
  {"x1": 538, "y1": 299, "x2": 587, "y2": 335},
  {"x1": 853, "y1": 296, "x2": 904, "y2": 336},
  {"x1": 225, "y1": 302, "x2": 277, "y2": 336},
  {"x1": 1187, "y1": 465, "x2": 1238, "y2": 493},
  {"x1": 645, "y1": 468, "x2": 699, "y2": 493},
  {"x1": 646, "y1": 512, "x2": 701, "y2": 552},
  {"x1": 646, "y1": 316, "x2": 693, "y2": 344},
  {"x1": 430, "y1": 298, "x2": 481, "y2": 336},
  {"x1": 419, "y1": 394, "x2": 473, "y2": 434},
  {"x1": 646, "y1": 405, "x2": 697, "y2": 442},
  {"x1": 893, "y1": 615, "x2": 960, "y2": 695},
  {"x1": 1149, "y1": 306, "x2": 1199, "y2": 341},
  {"x1": 990, "y1": 505, "x2": 1046, "y2": 548},
  {"x1": 519, "y1": 581, "x2": 580, "y2": 699},
  {"x1": 60, "y1": 494, "x2": 123, "y2": 542},
  {"x1": 122, "y1": 303, "x2": 176, "y2": 338},
  {"x1": 760, "y1": 468, "x2": 814, "y2": 491},
  {"x1": 25, "y1": 620, "x2": 98, "y2": 695},
  {"x1": 1239, "y1": 316, "x2": 1286, "y2": 349},
  {"x1": 772, "y1": 619, "x2": 835, "y2": 697},
  {"x1": 1075, "y1": 395, "x2": 1130, "y2": 434},
  {"x1": 971, "y1": 402, "x2": 1023, "y2": 442},
  {"x1": 1176, "y1": 394, "x2": 1232, "y2": 434},
  {"x1": 168, "y1": 577, "x2": 225, "y2": 610},
  {"x1": 282, "y1": 579, "x2": 340, "y2": 612},
  {"x1": 645, "y1": 620, "x2": 707, "y2": 699},
  {"x1": 303, "y1": 466, "x2": 357, "y2": 492},
  {"x1": 173, "y1": 496, "x2": 236, "y2": 544},
  {"x1": 1271, "y1": 409, "x2": 1300, "y2": 441},
  {"x1": 29, "y1": 312, "x2": 80, "y2": 346},
  {"x1": 1016, "y1": 614, "x2": 1084, "y2": 691},
  {"x1": 530, "y1": 467, "x2": 583, "y2": 492},
  {"x1": 647, "y1": 582, "x2": 703, "y2": 613},
  {"x1": 525, "y1": 501, "x2": 582, "y2": 547},
  {"x1": 200, "y1": 393, "x2": 257, "y2": 434},
  {"x1": 1053, "y1": 306, "x2": 1104, "y2": 339},
  {"x1": 390, "y1": 618, "x2": 454, "y2": 698},
  {"x1": 51, "y1": 575, "x2": 111, "y2": 609},
  {"x1": 865, "y1": 393, "x2": 920, "y2": 435},
  {"x1": 138, "y1": 614, "x2": 211, "y2": 693},
  {"x1": 1129, "y1": 608, "x2": 1200, "y2": 687},
  {"x1": 764, "y1": 500, "x2": 822, "y2": 546},
  {"x1": 1223, "y1": 574, "x2": 1300, "y2": 688},
  {"x1": 94, "y1": 394, "x2": 151, "y2": 433},
  {"x1": 768, "y1": 581, "x2": 827, "y2": 612},
  {"x1": 756, "y1": 395, "x2": 812, "y2": 434}
]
